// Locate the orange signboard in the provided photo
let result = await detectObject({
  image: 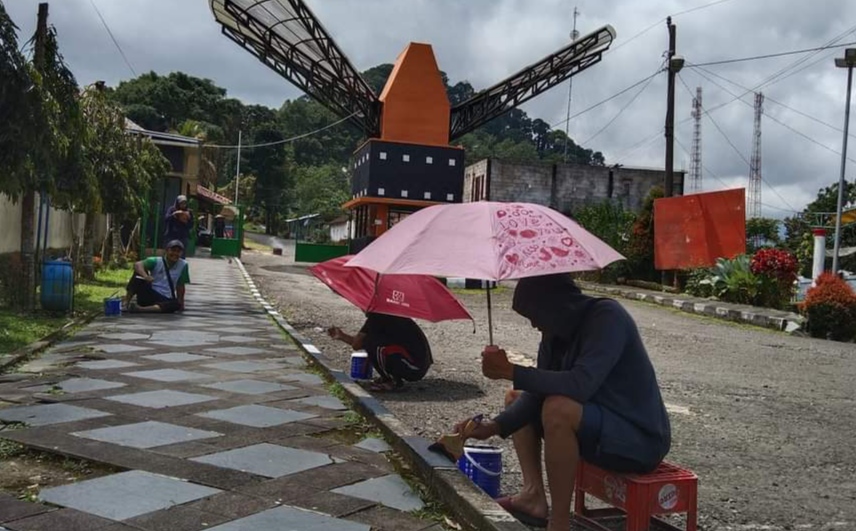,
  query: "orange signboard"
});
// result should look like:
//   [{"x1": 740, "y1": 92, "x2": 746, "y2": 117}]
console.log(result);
[{"x1": 654, "y1": 188, "x2": 746, "y2": 270}]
